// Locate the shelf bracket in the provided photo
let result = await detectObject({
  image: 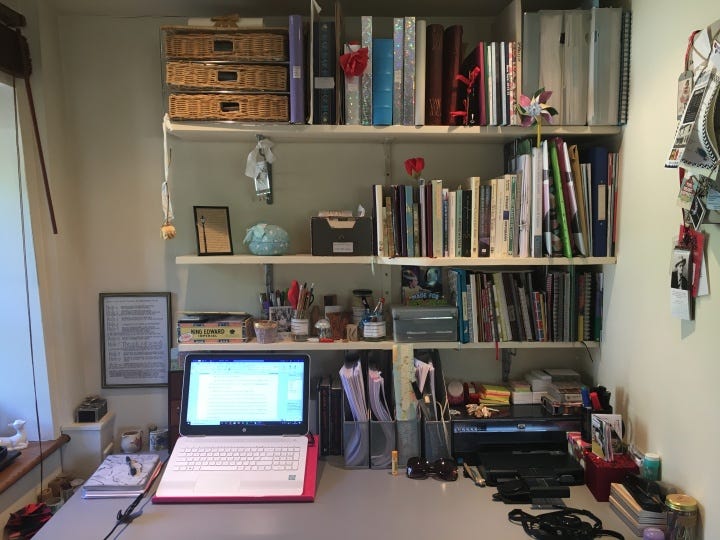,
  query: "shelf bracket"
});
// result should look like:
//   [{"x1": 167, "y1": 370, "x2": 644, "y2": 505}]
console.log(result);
[
  {"x1": 382, "y1": 141, "x2": 392, "y2": 185},
  {"x1": 262, "y1": 263, "x2": 273, "y2": 318},
  {"x1": 501, "y1": 348, "x2": 515, "y2": 382}
]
